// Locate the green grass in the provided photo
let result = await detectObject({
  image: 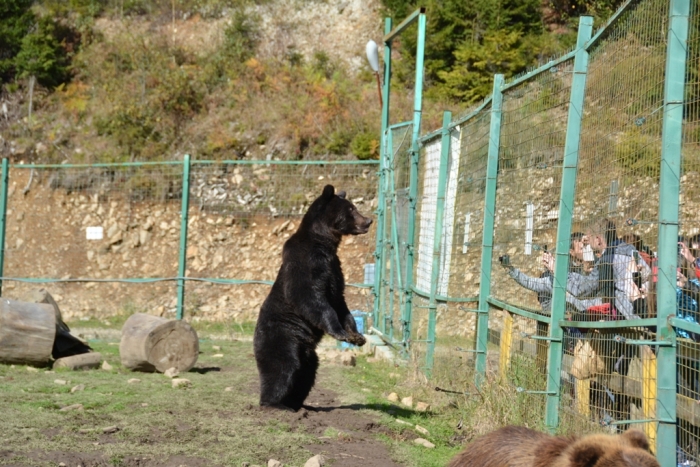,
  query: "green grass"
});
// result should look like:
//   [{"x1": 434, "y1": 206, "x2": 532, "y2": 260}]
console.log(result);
[
  {"x1": 0, "y1": 339, "x2": 317, "y2": 466},
  {"x1": 0, "y1": 322, "x2": 589, "y2": 467},
  {"x1": 65, "y1": 316, "x2": 258, "y2": 340}
]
